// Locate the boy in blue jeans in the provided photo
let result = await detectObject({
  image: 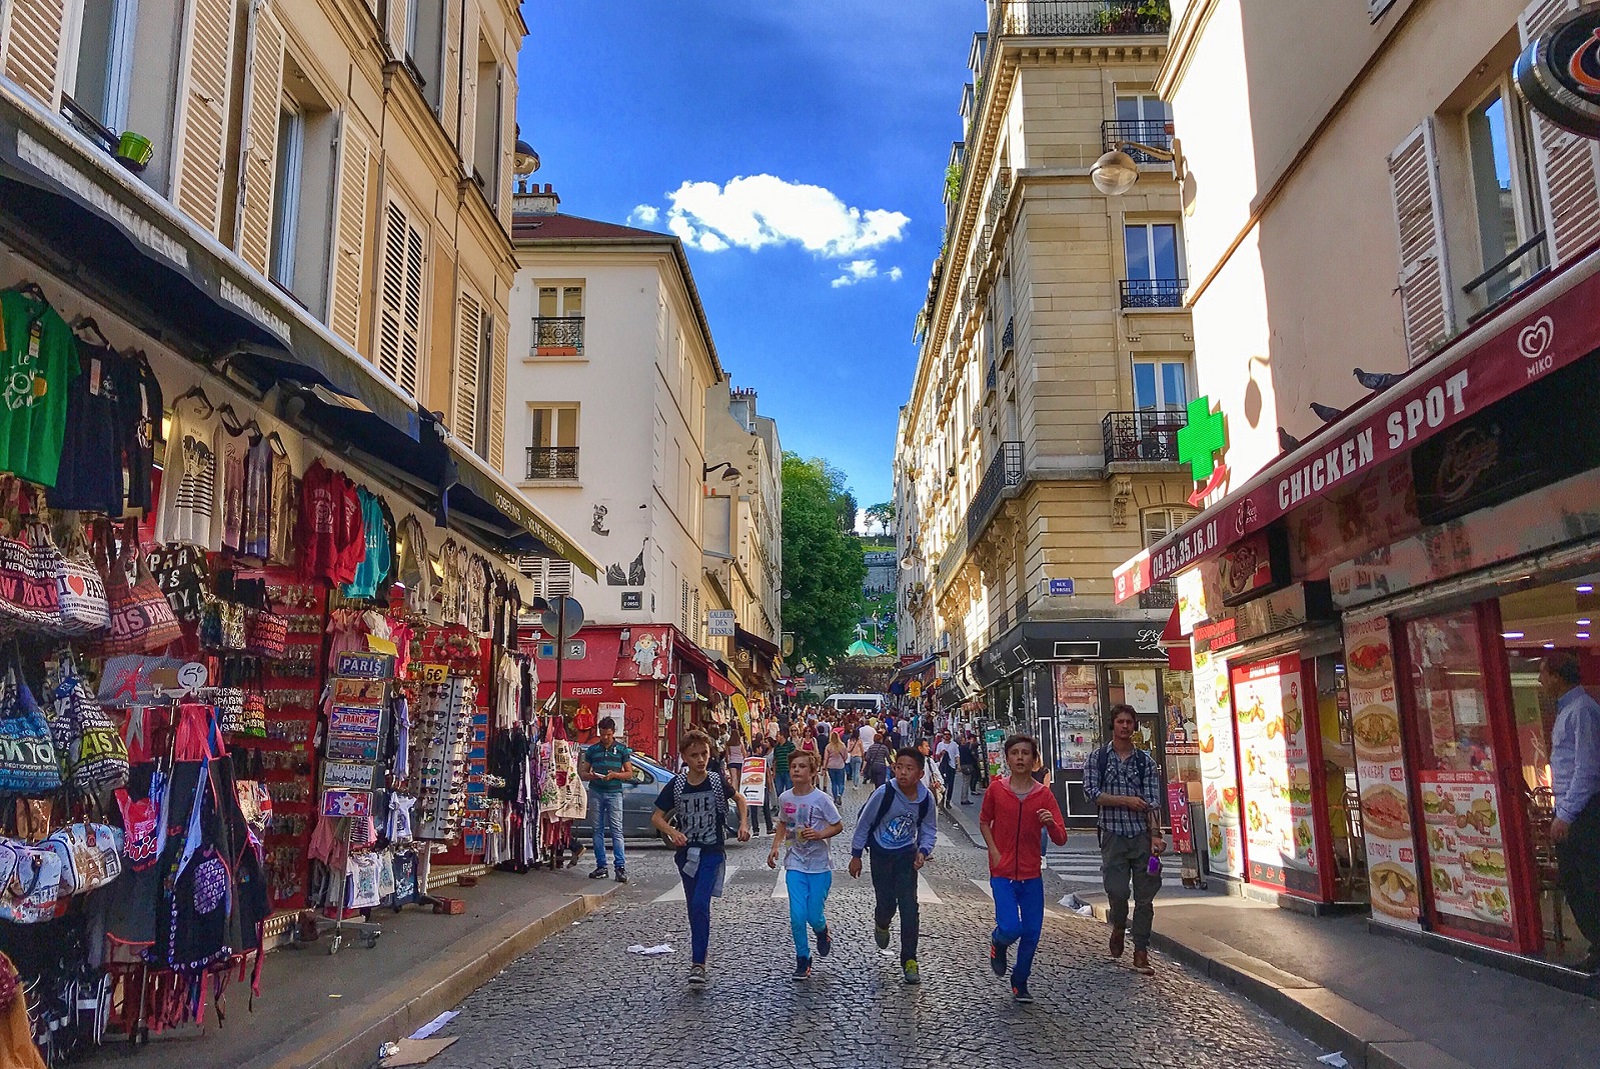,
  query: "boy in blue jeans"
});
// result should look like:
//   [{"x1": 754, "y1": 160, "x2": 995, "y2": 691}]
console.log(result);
[{"x1": 768, "y1": 750, "x2": 843, "y2": 980}]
